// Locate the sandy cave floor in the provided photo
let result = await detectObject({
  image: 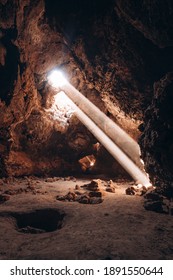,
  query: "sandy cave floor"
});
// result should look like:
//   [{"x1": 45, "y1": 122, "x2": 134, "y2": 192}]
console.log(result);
[{"x1": 0, "y1": 176, "x2": 173, "y2": 260}]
